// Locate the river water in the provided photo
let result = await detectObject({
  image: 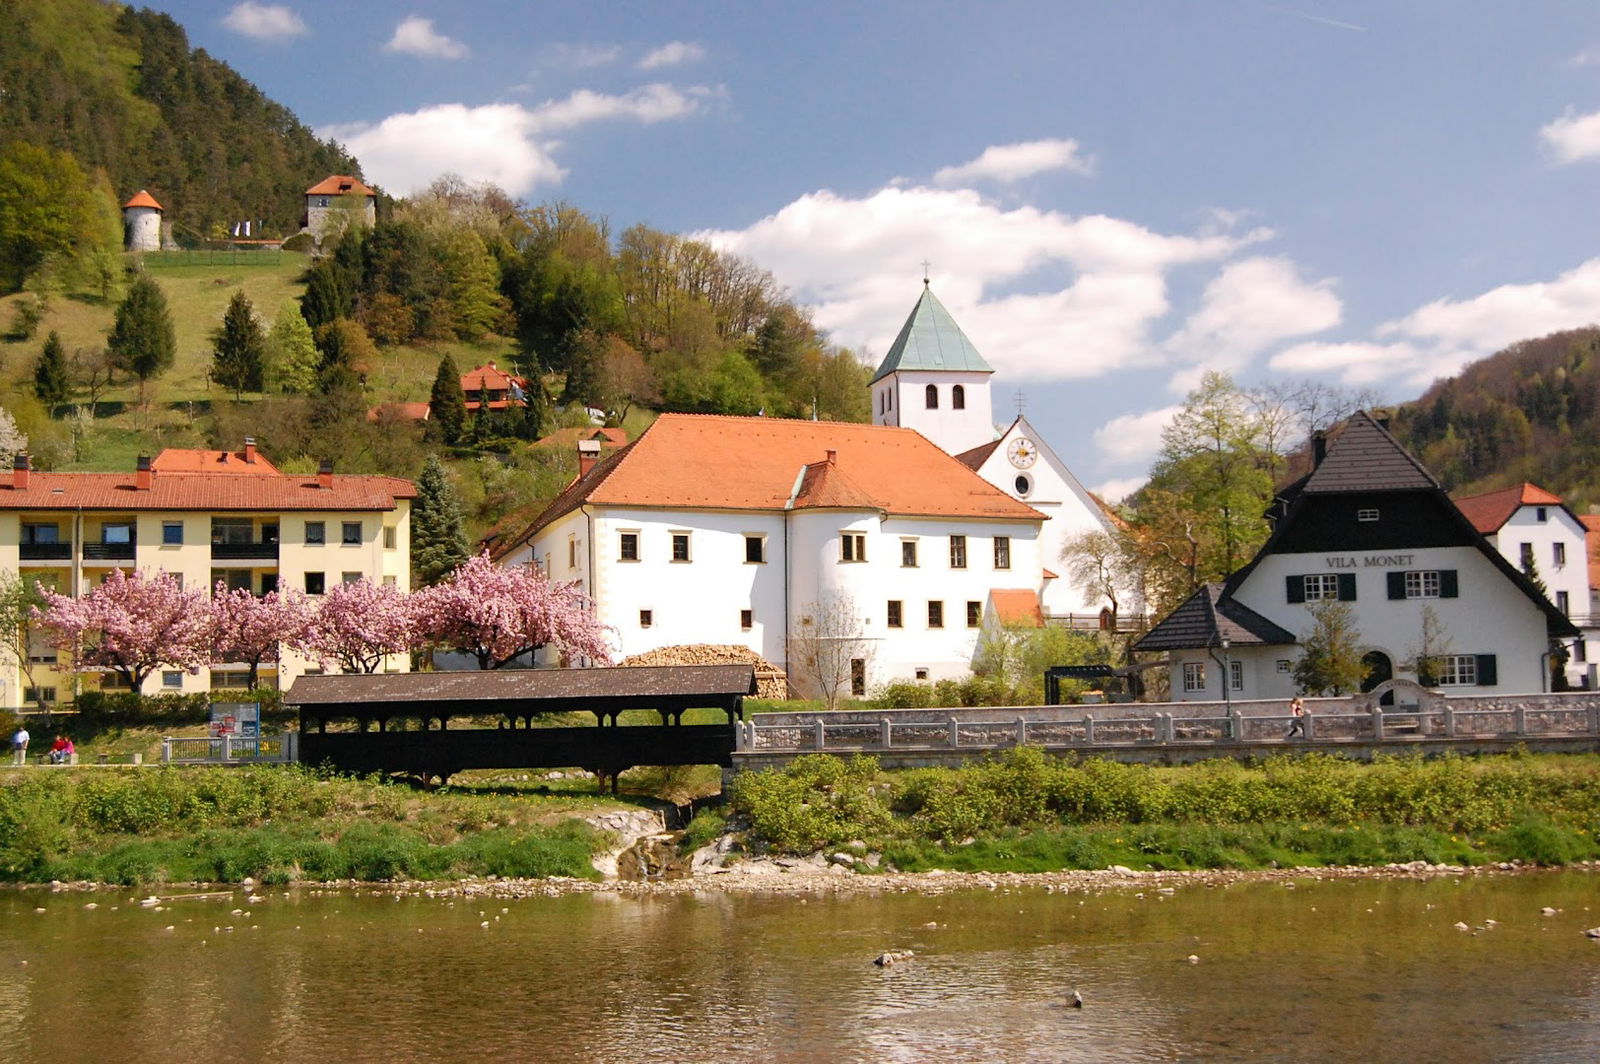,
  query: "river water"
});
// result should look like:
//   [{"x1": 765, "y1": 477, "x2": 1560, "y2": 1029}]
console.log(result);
[{"x1": 2, "y1": 871, "x2": 1598, "y2": 1062}]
